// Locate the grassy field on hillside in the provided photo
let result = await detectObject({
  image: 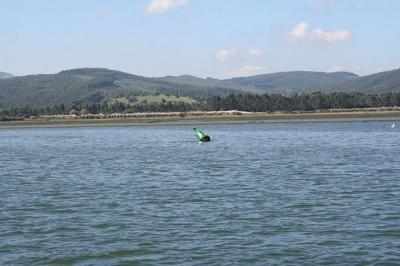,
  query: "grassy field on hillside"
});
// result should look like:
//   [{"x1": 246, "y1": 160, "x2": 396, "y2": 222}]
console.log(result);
[{"x1": 111, "y1": 95, "x2": 197, "y2": 105}]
